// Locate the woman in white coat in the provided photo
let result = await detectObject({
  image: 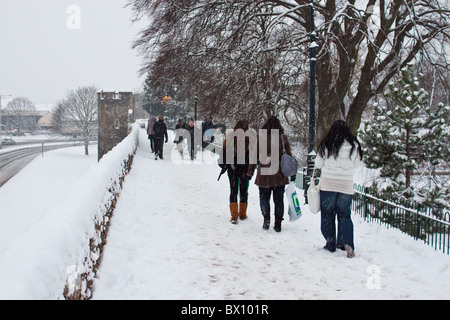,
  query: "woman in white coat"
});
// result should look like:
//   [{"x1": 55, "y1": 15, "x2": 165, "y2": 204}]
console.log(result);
[{"x1": 315, "y1": 120, "x2": 363, "y2": 258}]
